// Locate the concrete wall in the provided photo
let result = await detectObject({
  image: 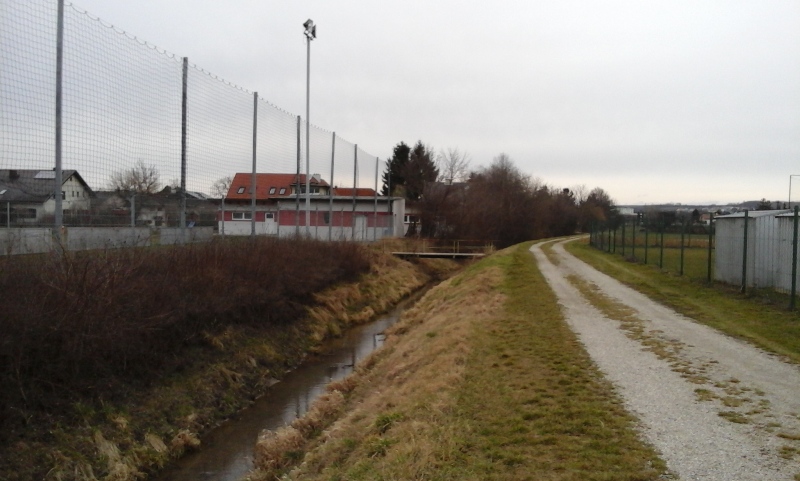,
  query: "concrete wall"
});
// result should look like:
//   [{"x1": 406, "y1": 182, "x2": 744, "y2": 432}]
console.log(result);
[{"x1": 0, "y1": 226, "x2": 214, "y2": 256}]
